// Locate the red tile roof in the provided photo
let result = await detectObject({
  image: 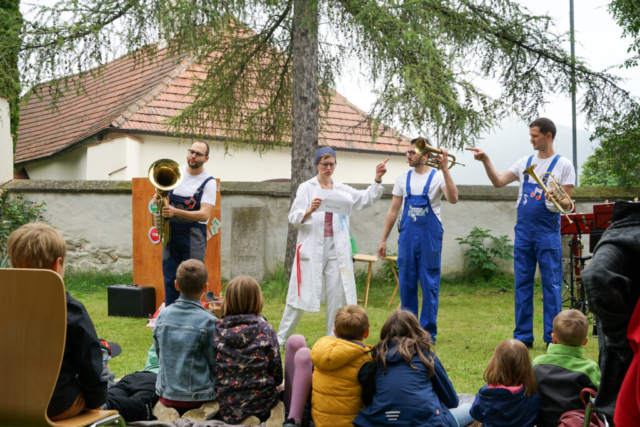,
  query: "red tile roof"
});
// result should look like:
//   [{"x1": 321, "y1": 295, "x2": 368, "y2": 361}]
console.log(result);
[{"x1": 16, "y1": 46, "x2": 409, "y2": 164}]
